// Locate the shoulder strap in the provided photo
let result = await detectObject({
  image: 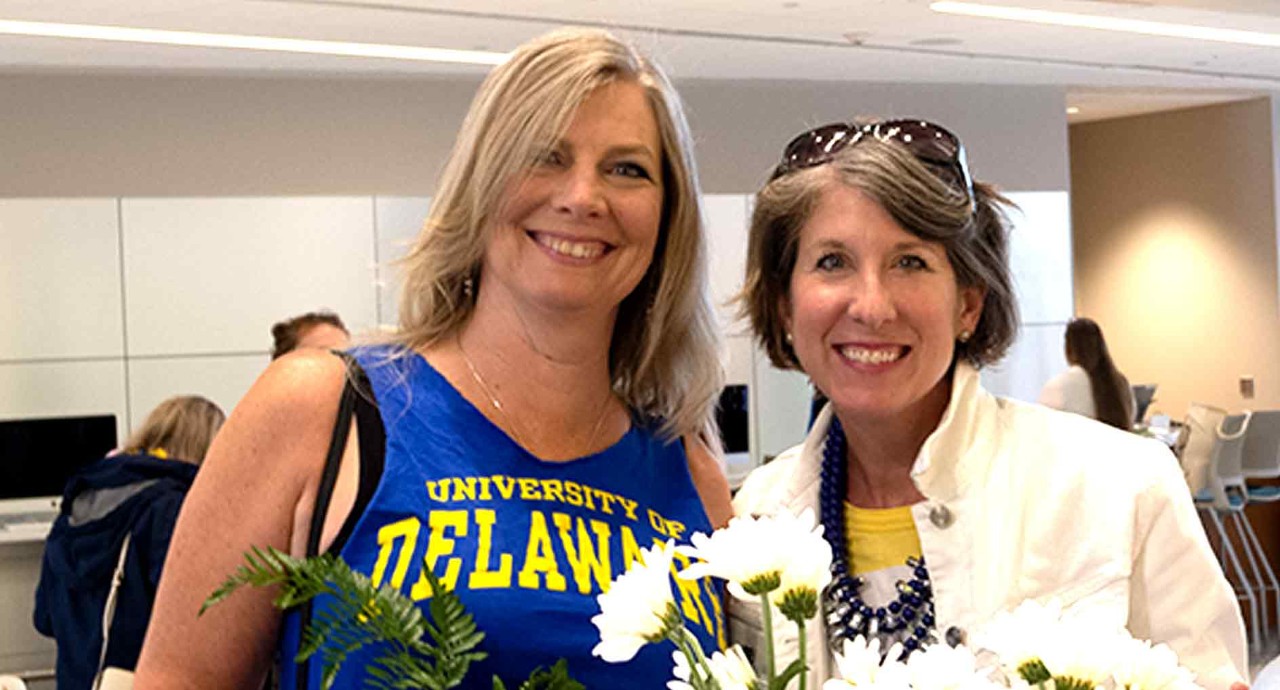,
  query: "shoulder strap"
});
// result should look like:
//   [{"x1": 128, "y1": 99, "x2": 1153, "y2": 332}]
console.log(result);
[
  {"x1": 94, "y1": 533, "x2": 131, "y2": 690},
  {"x1": 295, "y1": 350, "x2": 385, "y2": 690}
]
